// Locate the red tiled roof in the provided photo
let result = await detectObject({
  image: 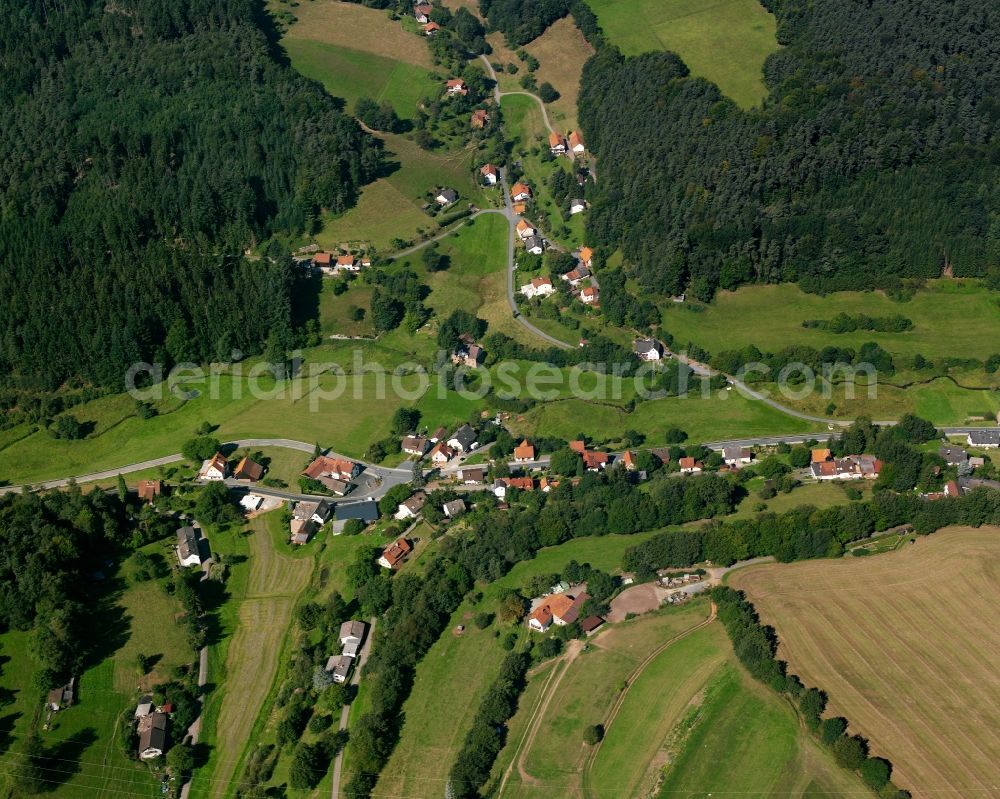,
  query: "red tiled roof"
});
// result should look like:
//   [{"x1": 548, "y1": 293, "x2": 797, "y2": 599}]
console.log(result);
[{"x1": 514, "y1": 439, "x2": 536, "y2": 460}]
